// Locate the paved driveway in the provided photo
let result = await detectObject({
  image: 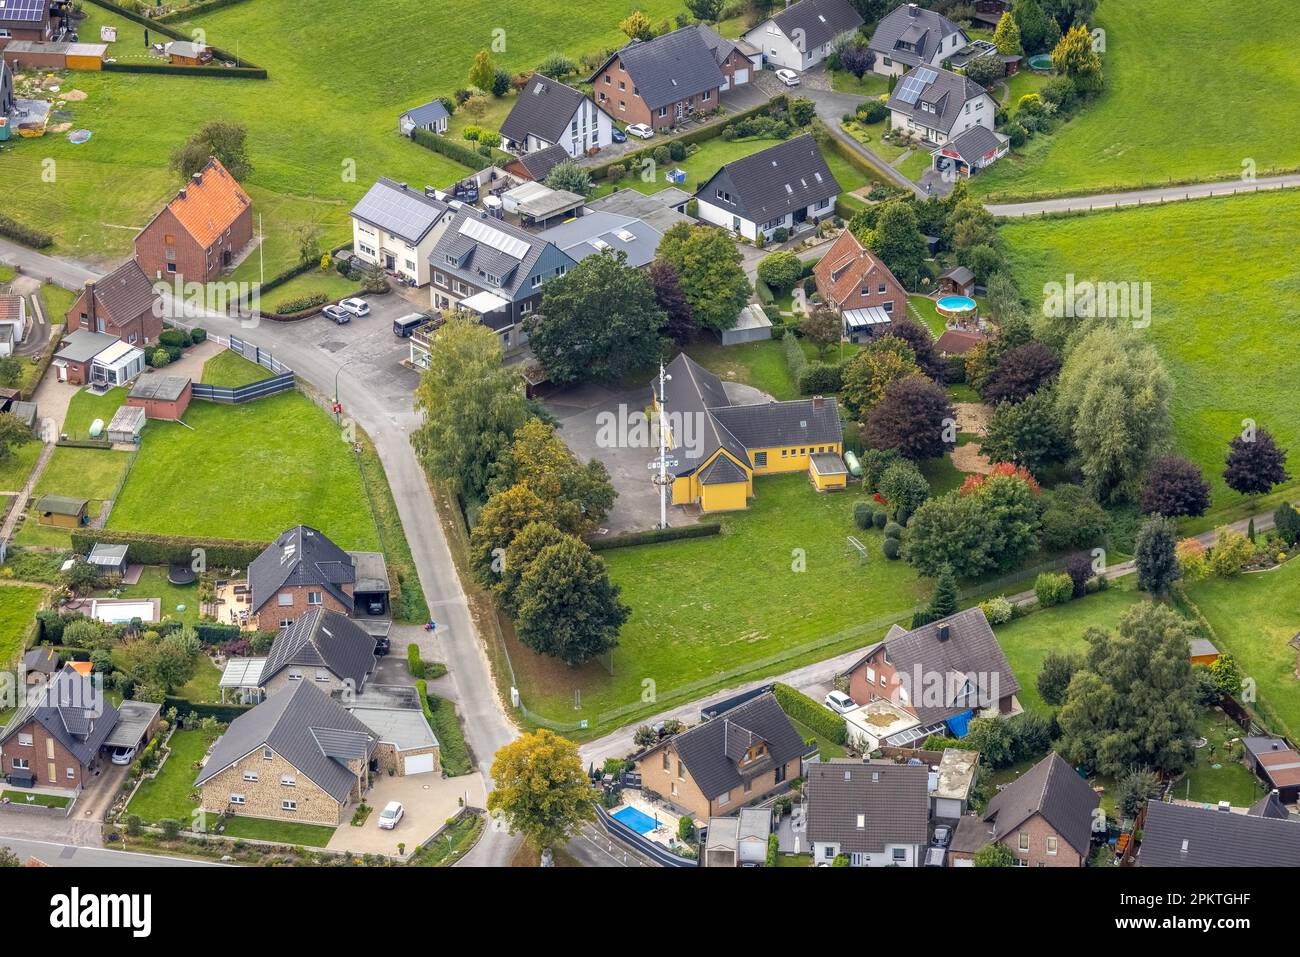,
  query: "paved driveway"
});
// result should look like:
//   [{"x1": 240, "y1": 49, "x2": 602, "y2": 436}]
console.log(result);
[{"x1": 327, "y1": 771, "x2": 486, "y2": 858}]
